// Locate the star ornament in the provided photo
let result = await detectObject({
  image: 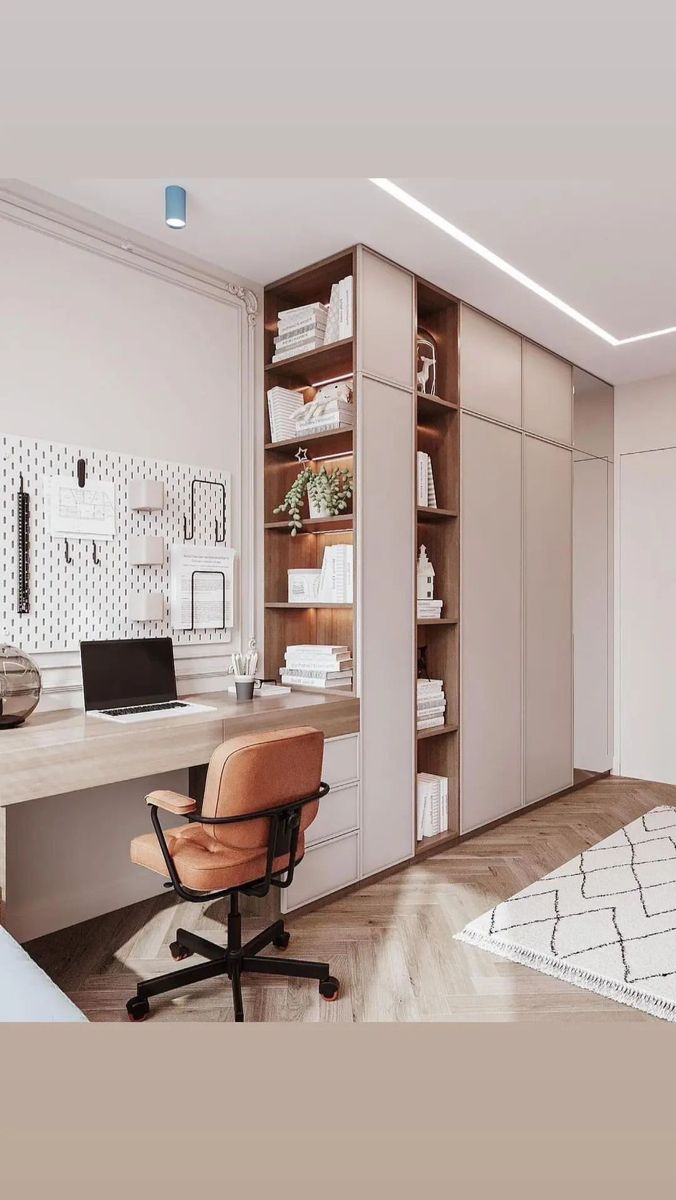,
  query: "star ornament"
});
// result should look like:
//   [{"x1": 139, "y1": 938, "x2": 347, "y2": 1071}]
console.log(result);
[{"x1": 295, "y1": 446, "x2": 308, "y2": 464}]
